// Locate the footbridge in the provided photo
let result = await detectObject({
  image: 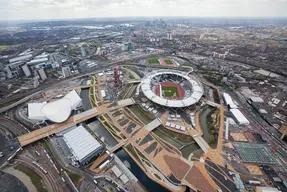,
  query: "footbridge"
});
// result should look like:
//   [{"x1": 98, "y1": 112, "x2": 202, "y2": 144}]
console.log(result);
[
  {"x1": 17, "y1": 99, "x2": 135, "y2": 147},
  {"x1": 110, "y1": 139, "x2": 130, "y2": 153},
  {"x1": 193, "y1": 134, "x2": 210, "y2": 153}
]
